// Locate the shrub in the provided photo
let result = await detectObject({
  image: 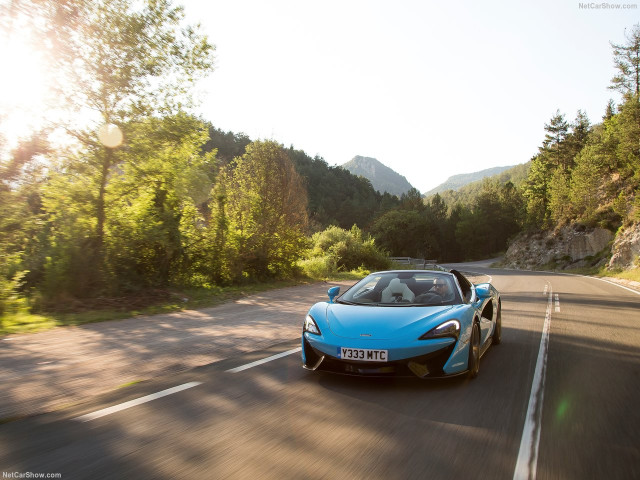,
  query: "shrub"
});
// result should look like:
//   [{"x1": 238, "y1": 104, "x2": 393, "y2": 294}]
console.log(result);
[
  {"x1": 306, "y1": 225, "x2": 390, "y2": 272},
  {"x1": 299, "y1": 255, "x2": 337, "y2": 279},
  {"x1": 0, "y1": 271, "x2": 30, "y2": 317}
]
